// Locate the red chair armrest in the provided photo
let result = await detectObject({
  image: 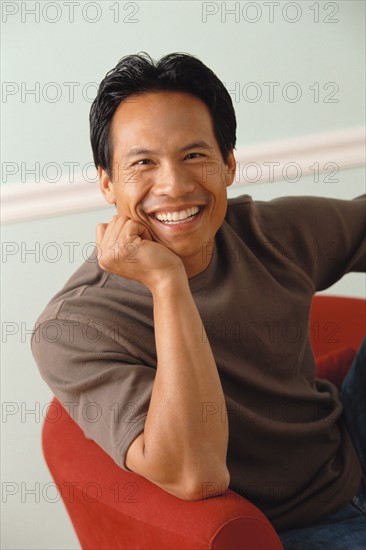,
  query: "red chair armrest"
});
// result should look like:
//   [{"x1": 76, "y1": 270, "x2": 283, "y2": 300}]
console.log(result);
[{"x1": 42, "y1": 398, "x2": 283, "y2": 549}]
